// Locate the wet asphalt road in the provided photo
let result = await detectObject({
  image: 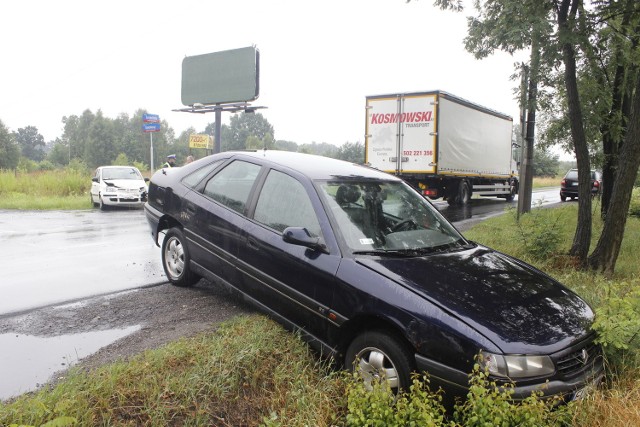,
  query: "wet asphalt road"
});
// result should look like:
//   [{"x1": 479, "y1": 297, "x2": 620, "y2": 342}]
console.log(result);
[
  {"x1": 0, "y1": 187, "x2": 560, "y2": 317},
  {"x1": 0, "y1": 208, "x2": 165, "y2": 316}
]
